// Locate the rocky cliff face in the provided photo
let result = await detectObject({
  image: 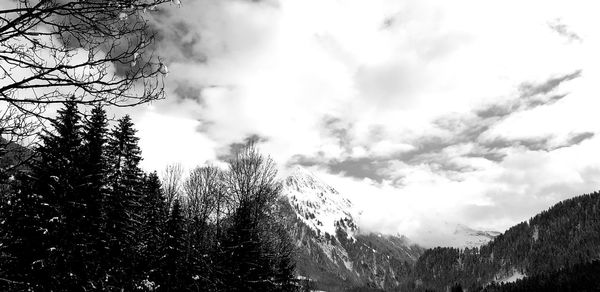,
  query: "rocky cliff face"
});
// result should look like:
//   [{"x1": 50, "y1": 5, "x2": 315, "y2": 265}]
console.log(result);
[{"x1": 279, "y1": 166, "x2": 424, "y2": 291}]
